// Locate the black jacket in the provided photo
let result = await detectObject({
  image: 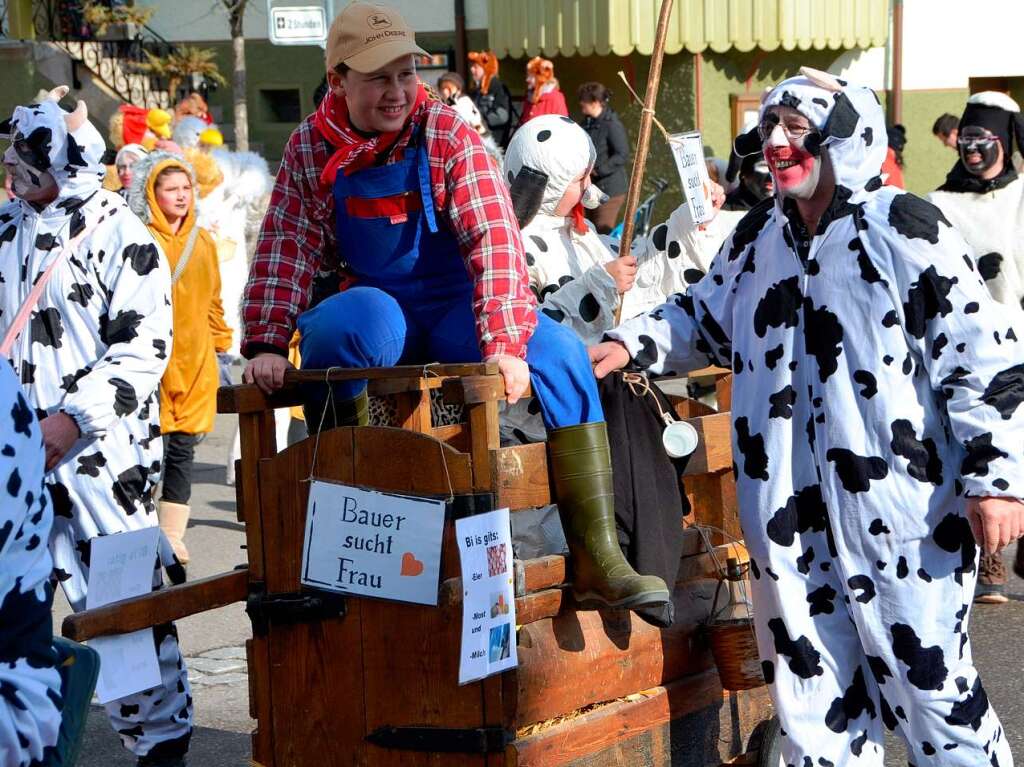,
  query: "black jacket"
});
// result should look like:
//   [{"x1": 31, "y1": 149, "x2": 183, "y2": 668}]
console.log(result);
[
  {"x1": 471, "y1": 75, "x2": 515, "y2": 148},
  {"x1": 582, "y1": 107, "x2": 630, "y2": 197}
]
